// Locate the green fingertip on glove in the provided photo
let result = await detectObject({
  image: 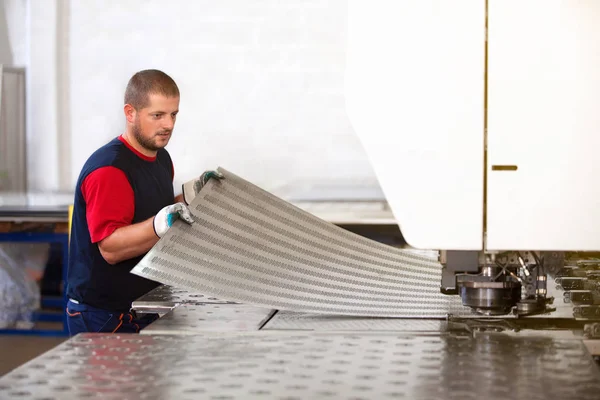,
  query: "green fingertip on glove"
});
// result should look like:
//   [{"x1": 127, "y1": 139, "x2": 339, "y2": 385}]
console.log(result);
[
  {"x1": 195, "y1": 170, "x2": 225, "y2": 193},
  {"x1": 154, "y1": 202, "x2": 194, "y2": 238},
  {"x1": 182, "y1": 169, "x2": 225, "y2": 205}
]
